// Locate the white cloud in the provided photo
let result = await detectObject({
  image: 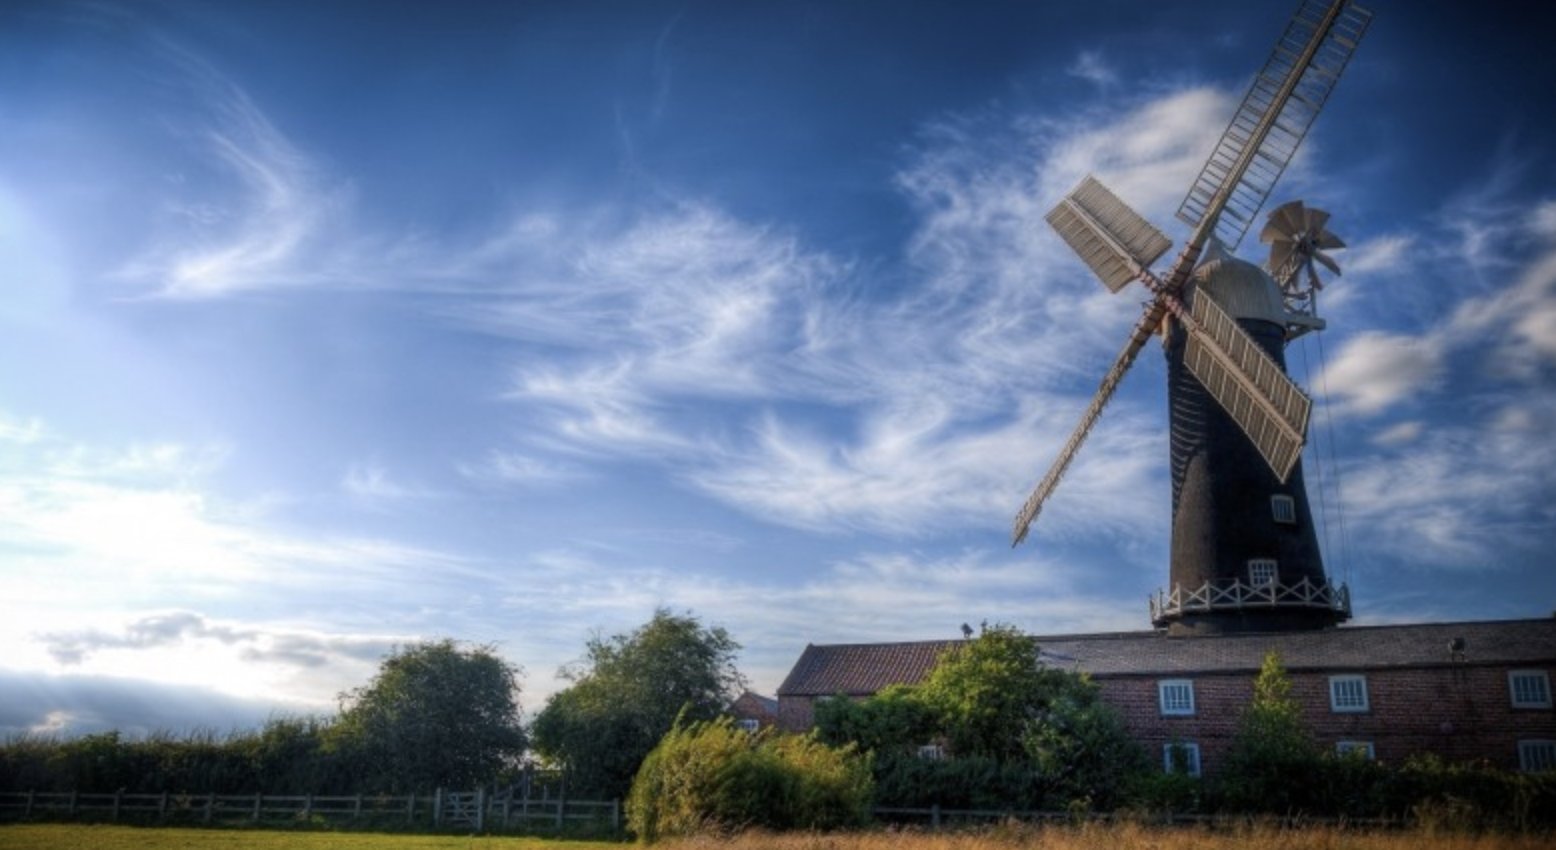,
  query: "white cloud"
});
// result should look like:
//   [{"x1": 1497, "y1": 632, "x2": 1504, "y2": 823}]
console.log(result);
[
  {"x1": 1370, "y1": 420, "x2": 1423, "y2": 447},
  {"x1": 1343, "y1": 235, "x2": 1413, "y2": 276},
  {"x1": 1066, "y1": 50, "x2": 1119, "y2": 88},
  {"x1": 1318, "y1": 331, "x2": 1444, "y2": 417}
]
